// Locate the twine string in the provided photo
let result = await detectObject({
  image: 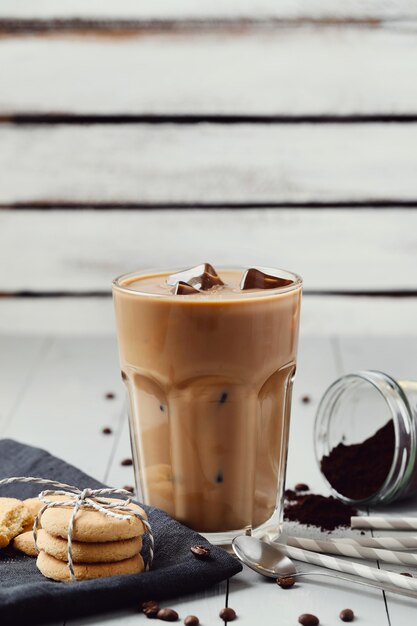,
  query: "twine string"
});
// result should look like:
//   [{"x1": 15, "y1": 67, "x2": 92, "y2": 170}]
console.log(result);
[{"x1": 0, "y1": 476, "x2": 153, "y2": 580}]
